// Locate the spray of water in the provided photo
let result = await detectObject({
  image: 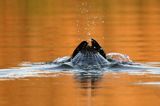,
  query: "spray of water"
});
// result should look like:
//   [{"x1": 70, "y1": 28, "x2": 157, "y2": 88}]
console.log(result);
[{"x1": 76, "y1": 1, "x2": 105, "y2": 39}]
